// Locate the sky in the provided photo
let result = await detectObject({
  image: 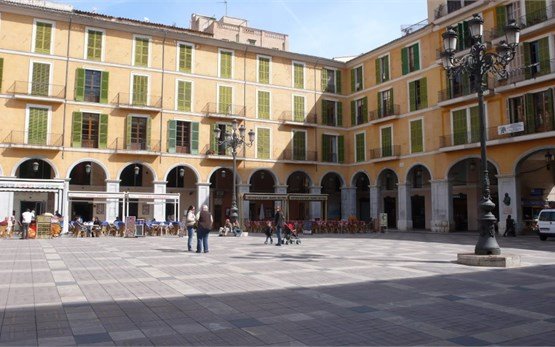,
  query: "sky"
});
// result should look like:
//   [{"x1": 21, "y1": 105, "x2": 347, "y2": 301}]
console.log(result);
[{"x1": 62, "y1": 0, "x2": 429, "y2": 59}]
